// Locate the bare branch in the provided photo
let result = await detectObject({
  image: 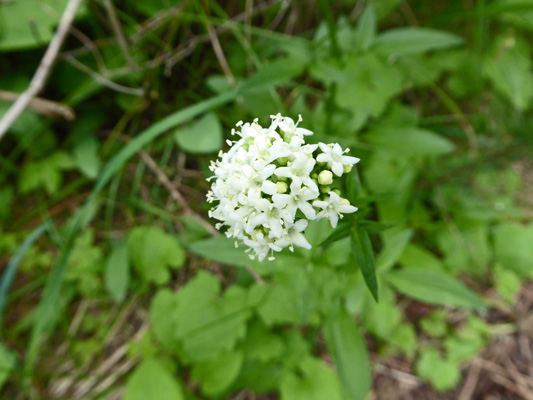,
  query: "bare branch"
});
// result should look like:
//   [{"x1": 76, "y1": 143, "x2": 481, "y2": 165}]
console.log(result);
[
  {"x1": 0, "y1": 0, "x2": 84, "y2": 140},
  {"x1": 0, "y1": 90, "x2": 75, "y2": 120}
]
